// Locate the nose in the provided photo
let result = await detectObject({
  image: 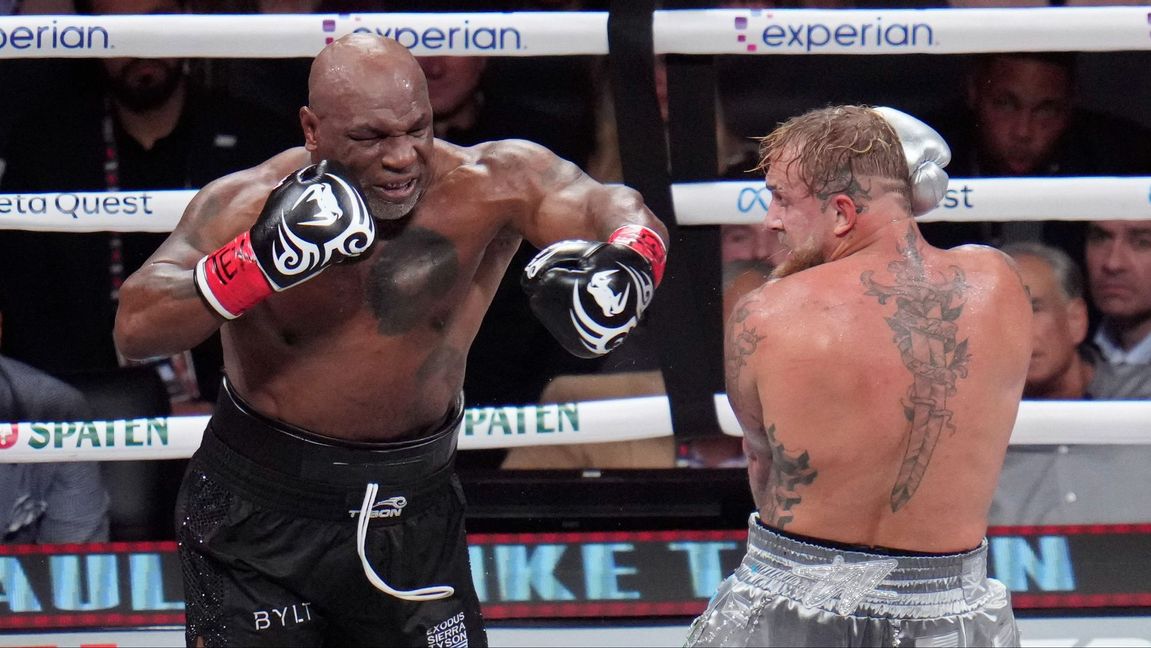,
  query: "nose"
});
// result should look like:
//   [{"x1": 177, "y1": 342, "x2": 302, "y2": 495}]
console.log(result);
[
  {"x1": 379, "y1": 138, "x2": 418, "y2": 173},
  {"x1": 1009, "y1": 110, "x2": 1036, "y2": 142},
  {"x1": 1101, "y1": 241, "x2": 1131, "y2": 274},
  {"x1": 765, "y1": 202, "x2": 784, "y2": 232}
]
